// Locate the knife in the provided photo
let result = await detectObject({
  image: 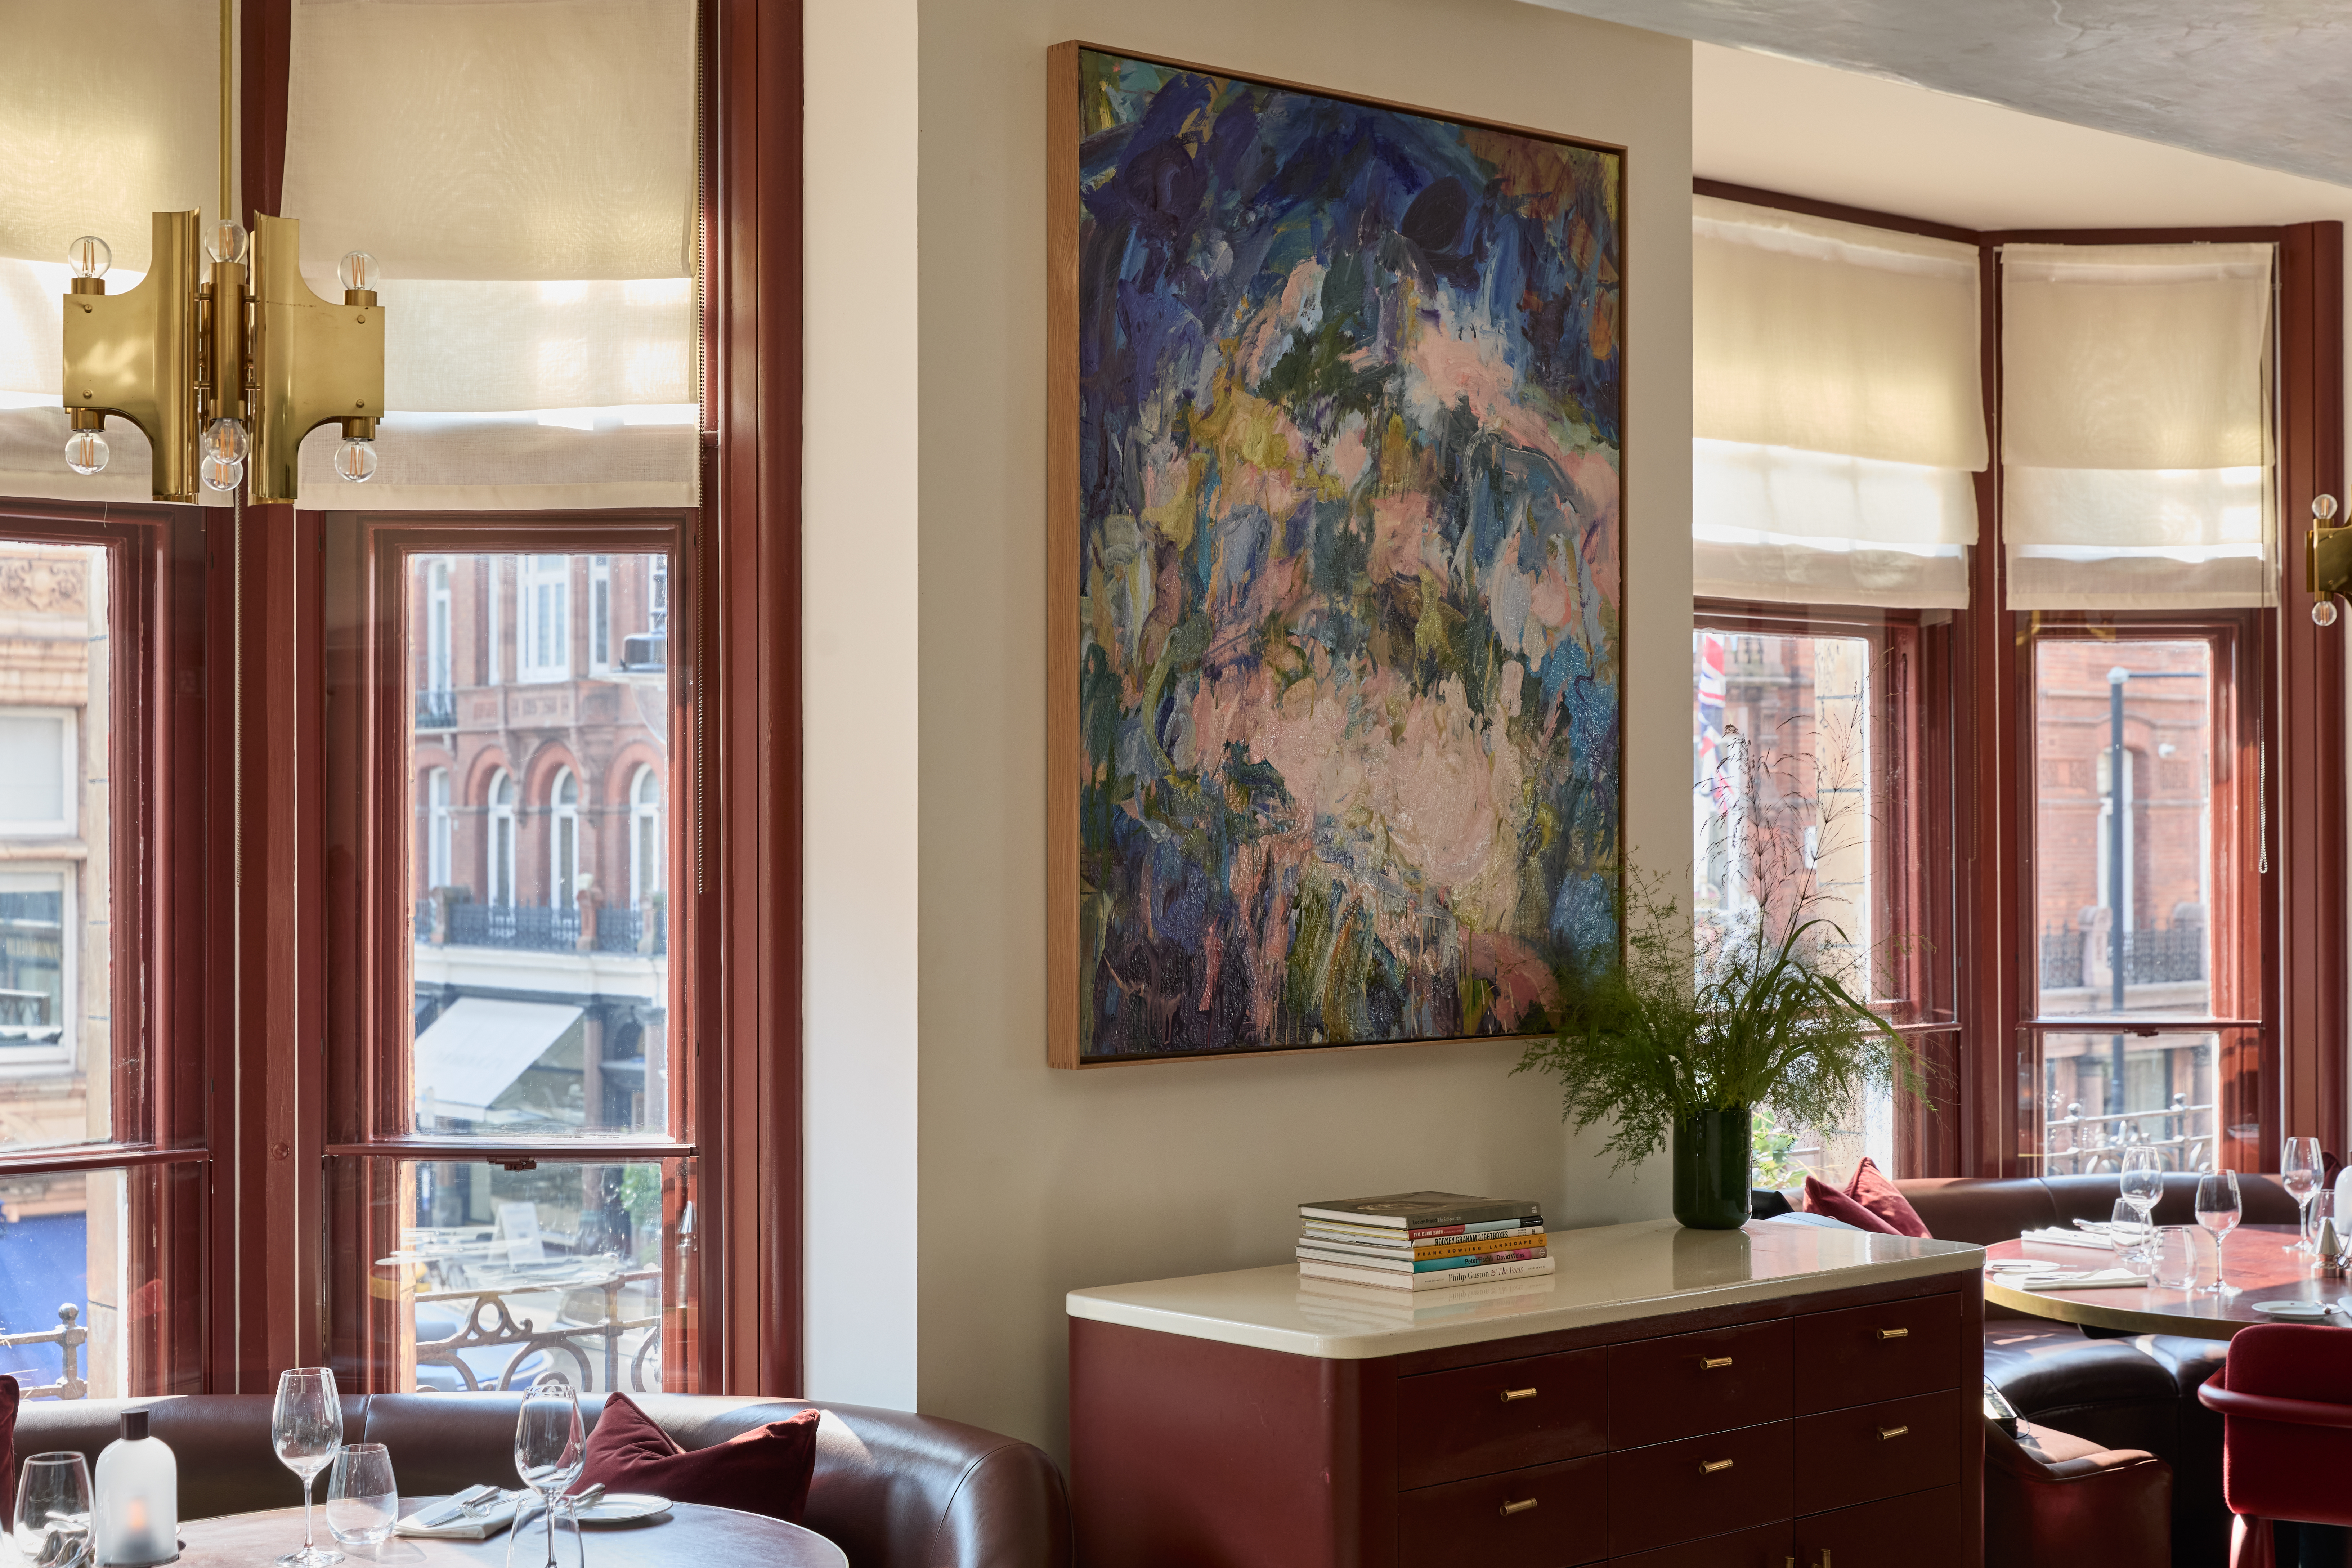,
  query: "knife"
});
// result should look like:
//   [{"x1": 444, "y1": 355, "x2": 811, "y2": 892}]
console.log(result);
[{"x1": 416, "y1": 1485, "x2": 498, "y2": 1528}]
